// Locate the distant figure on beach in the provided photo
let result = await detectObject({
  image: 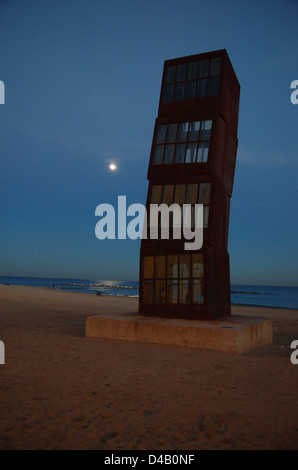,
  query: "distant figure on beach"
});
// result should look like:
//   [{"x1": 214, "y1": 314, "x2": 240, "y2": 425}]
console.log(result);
[{"x1": 96, "y1": 291, "x2": 102, "y2": 296}]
